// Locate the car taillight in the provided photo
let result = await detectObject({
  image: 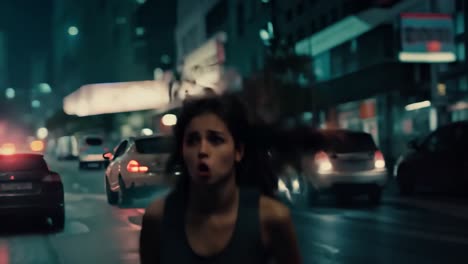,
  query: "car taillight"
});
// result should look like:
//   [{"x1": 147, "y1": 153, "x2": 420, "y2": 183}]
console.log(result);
[
  {"x1": 374, "y1": 151, "x2": 386, "y2": 169},
  {"x1": 43, "y1": 173, "x2": 61, "y2": 182},
  {"x1": 127, "y1": 160, "x2": 149, "y2": 173},
  {"x1": 315, "y1": 151, "x2": 332, "y2": 173}
]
